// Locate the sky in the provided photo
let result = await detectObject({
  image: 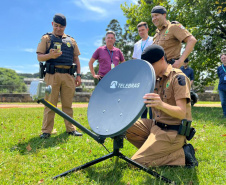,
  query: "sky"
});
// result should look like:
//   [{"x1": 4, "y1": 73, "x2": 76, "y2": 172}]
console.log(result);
[{"x1": 0, "y1": 0, "x2": 138, "y2": 74}]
